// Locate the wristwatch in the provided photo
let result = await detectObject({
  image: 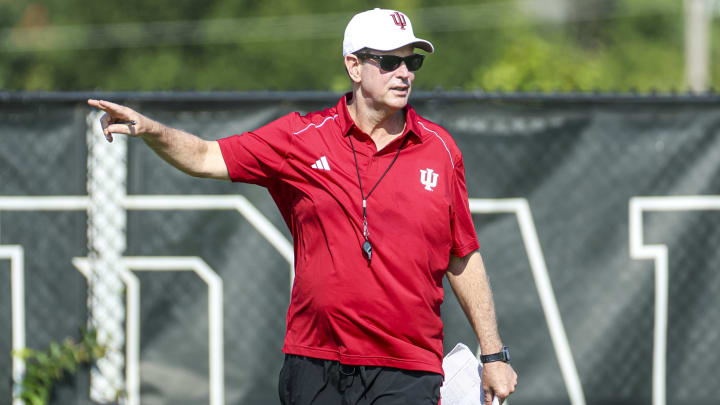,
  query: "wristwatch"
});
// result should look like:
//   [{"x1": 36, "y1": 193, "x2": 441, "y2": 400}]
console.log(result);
[{"x1": 480, "y1": 346, "x2": 511, "y2": 364}]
